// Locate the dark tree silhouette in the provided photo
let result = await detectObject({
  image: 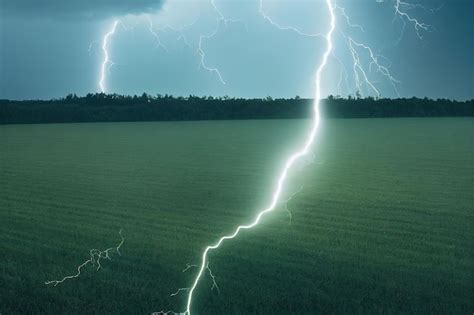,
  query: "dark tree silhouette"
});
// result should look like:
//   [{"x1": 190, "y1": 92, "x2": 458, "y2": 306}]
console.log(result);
[{"x1": 0, "y1": 94, "x2": 472, "y2": 124}]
